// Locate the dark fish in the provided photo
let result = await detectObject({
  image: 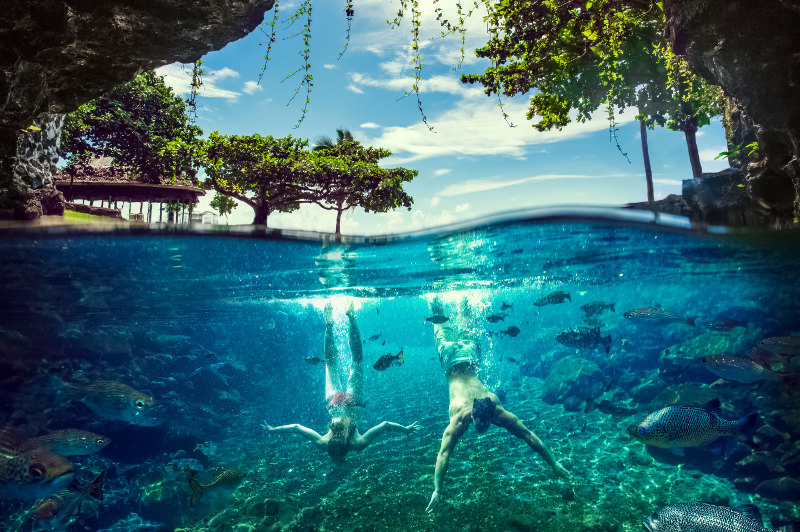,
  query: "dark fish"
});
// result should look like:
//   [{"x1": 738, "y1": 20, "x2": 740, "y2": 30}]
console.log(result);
[
  {"x1": 701, "y1": 355, "x2": 783, "y2": 384},
  {"x1": 425, "y1": 315, "x2": 449, "y2": 324},
  {"x1": 373, "y1": 350, "x2": 404, "y2": 371},
  {"x1": 30, "y1": 429, "x2": 110, "y2": 456},
  {"x1": 367, "y1": 333, "x2": 382, "y2": 342},
  {"x1": 623, "y1": 307, "x2": 696, "y2": 326},
  {"x1": 500, "y1": 326, "x2": 520, "y2": 339},
  {"x1": 187, "y1": 468, "x2": 245, "y2": 507},
  {"x1": 52, "y1": 376, "x2": 159, "y2": 426},
  {"x1": 32, "y1": 471, "x2": 104, "y2": 525},
  {"x1": 0, "y1": 427, "x2": 74, "y2": 500},
  {"x1": 580, "y1": 301, "x2": 615, "y2": 316},
  {"x1": 304, "y1": 356, "x2": 324, "y2": 365},
  {"x1": 643, "y1": 502, "x2": 792, "y2": 532},
  {"x1": 534, "y1": 291, "x2": 571, "y2": 306},
  {"x1": 556, "y1": 326, "x2": 612, "y2": 354},
  {"x1": 627, "y1": 398, "x2": 757, "y2": 455},
  {"x1": 758, "y1": 336, "x2": 800, "y2": 356},
  {"x1": 486, "y1": 313, "x2": 507, "y2": 323},
  {"x1": 506, "y1": 357, "x2": 518, "y2": 364},
  {"x1": 705, "y1": 318, "x2": 748, "y2": 332},
  {"x1": 500, "y1": 302, "x2": 513, "y2": 311}
]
